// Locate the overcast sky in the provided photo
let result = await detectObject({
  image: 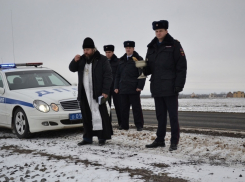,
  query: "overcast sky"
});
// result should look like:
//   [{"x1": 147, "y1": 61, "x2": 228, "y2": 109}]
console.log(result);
[{"x1": 1, "y1": 0, "x2": 245, "y2": 95}]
